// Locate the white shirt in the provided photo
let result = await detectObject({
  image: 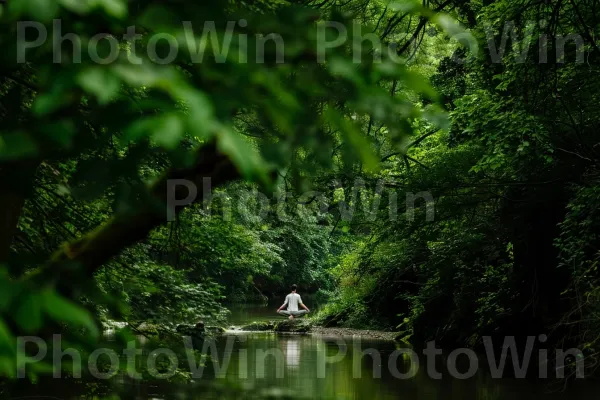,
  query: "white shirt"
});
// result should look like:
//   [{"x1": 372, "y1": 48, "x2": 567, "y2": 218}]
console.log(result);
[{"x1": 283, "y1": 293, "x2": 302, "y2": 311}]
